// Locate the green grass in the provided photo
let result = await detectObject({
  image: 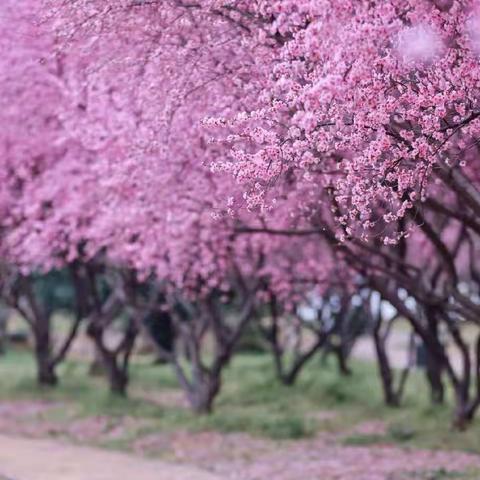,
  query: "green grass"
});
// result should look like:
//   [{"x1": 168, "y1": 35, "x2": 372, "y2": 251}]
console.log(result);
[{"x1": 1, "y1": 347, "x2": 480, "y2": 454}]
